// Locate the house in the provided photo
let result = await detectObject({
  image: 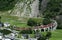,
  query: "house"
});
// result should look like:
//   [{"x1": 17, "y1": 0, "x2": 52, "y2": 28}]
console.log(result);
[
  {"x1": 2, "y1": 38, "x2": 11, "y2": 40},
  {"x1": 0, "y1": 35, "x2": 3, "y2": 39},
  {"x1": 4, "y1": 22, "x2": 10, "y2": 27},
  {"x1": 0, "y1": 32, "x2": 15, "y2": 40},
  {"x1": 4, "y1": 38, "x2": 11, "y2": 40},
  {"x1": 4, "y1": 33, "x2": 15, "y2": 40}
]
